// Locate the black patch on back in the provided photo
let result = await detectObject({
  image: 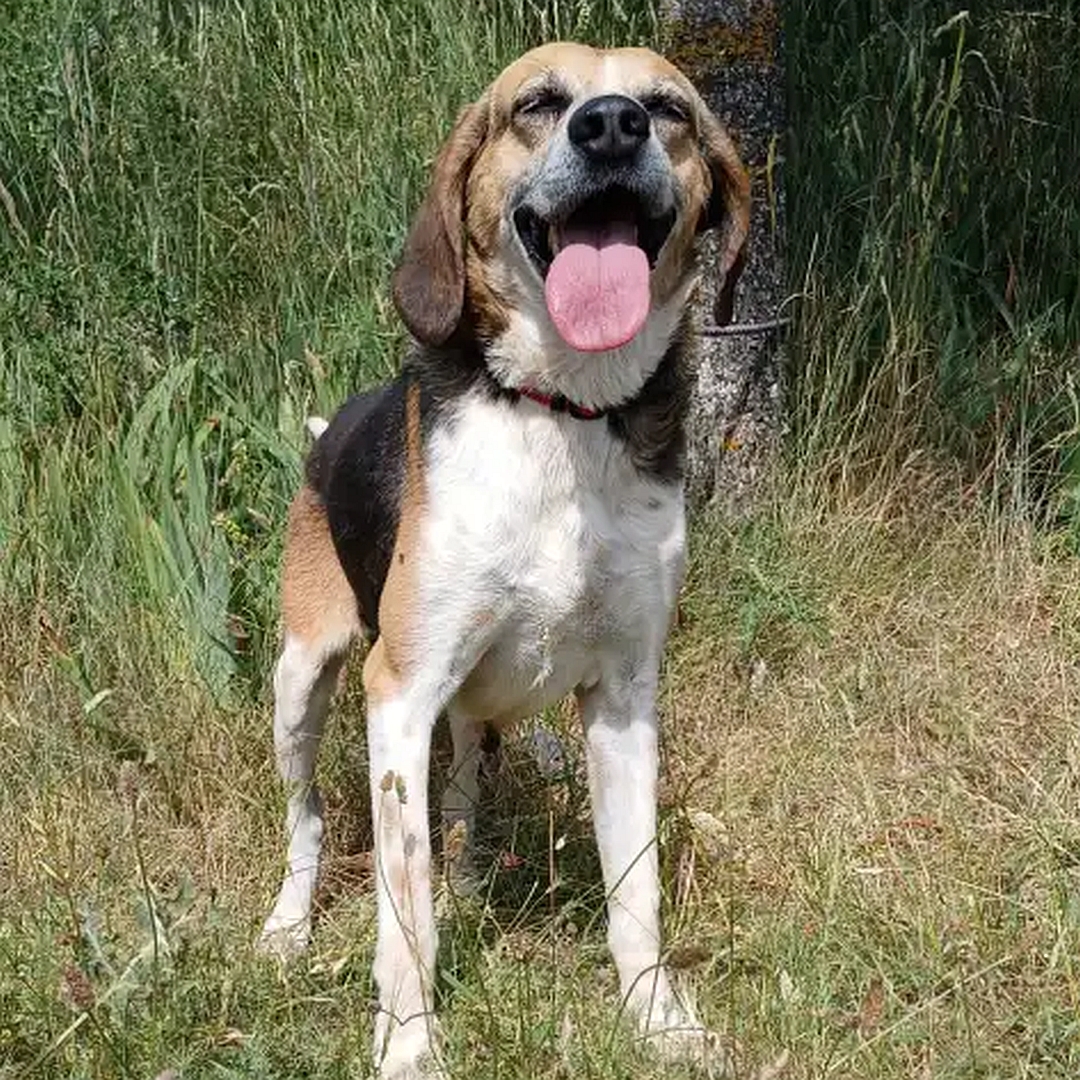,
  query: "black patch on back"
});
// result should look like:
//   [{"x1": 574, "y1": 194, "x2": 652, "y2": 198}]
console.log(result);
[
  {"x1": 304, "y1": 342, "x2": 500, "y2": 635},
  {"x1": 305, "y1": 330, "x2": 689, "y2": 634},
  {"x1": 306, "y1": 382, "x2": 405, "y2": 636}
]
